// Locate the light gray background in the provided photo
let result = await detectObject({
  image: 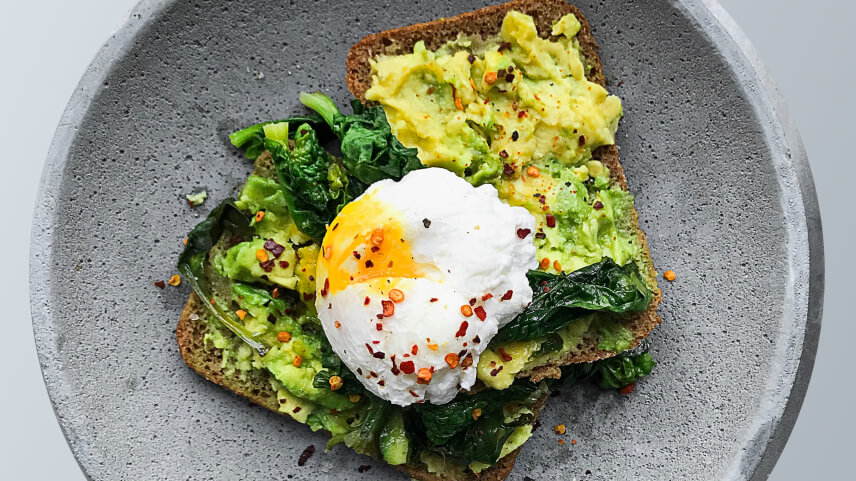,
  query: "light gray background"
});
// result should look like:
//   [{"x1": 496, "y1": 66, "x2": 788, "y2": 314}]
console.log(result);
[{"x1": 1, "y1": 0, "x2": 849, "y2": 479}]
